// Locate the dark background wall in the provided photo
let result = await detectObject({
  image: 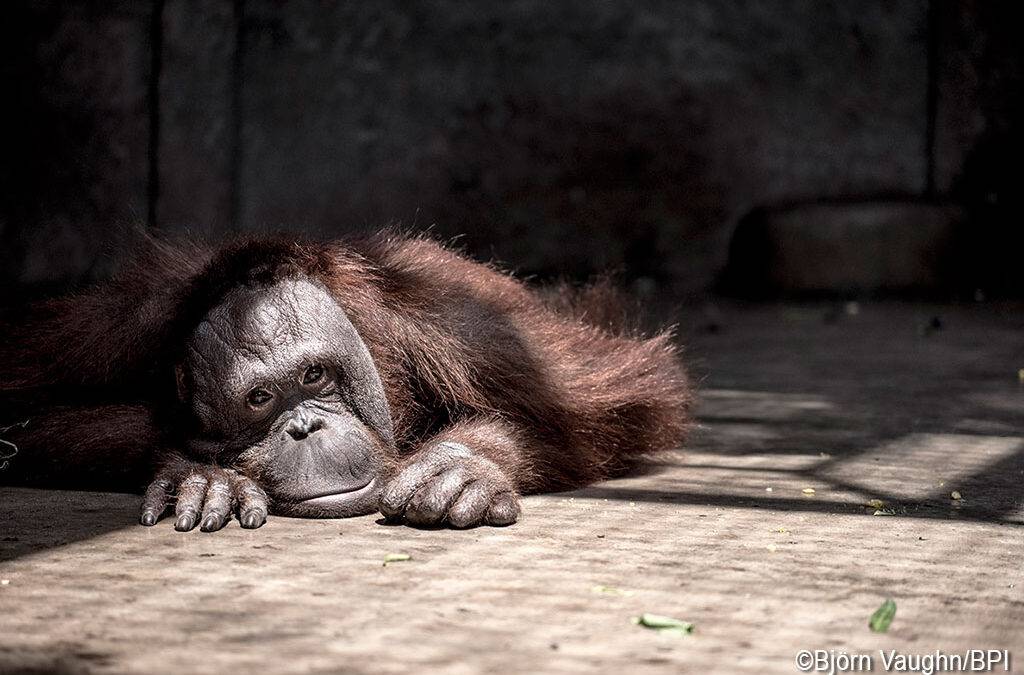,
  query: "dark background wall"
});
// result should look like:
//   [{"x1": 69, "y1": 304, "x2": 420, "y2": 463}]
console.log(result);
[{"x1": 1, "y1": 1, "x2": 1020, "y2": 299}]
